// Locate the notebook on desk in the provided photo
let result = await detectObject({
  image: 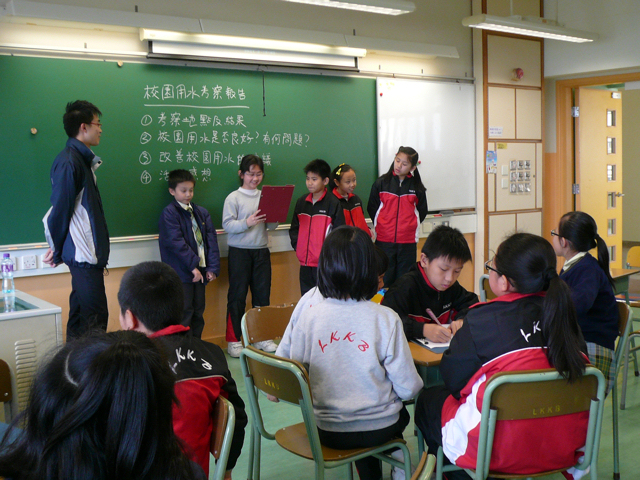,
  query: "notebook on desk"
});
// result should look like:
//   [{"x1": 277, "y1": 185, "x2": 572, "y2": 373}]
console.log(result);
[{"x1": 411, "y1": 338, "x2": 450, "y2": 354}]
